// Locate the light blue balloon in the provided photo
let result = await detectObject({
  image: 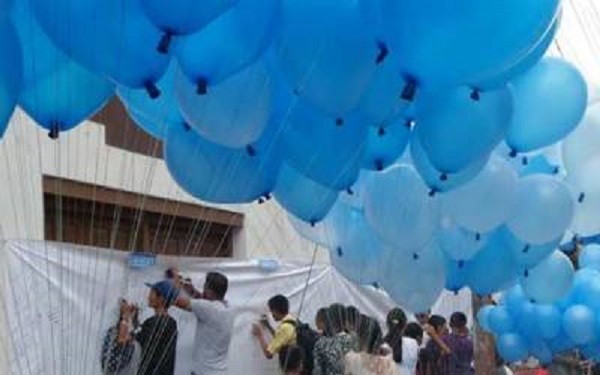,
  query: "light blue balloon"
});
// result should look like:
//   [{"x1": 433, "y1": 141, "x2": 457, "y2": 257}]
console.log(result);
[
  {"x1": 338, "y1": 171, "x2": 371, "y2": 211},
  {"x1": 516, "y1": 301, "x2": 542, "y2": 341},
  {"x1": 497, "y1": 333, "x2": 529, "y2": 363},
  {"x1": 464, "y1": 229, "x2": 519, "y2": 295},
  {"x1": 330, "y1": 205, "x2": 385, "y2": 285},
  {"x1": 580, "y1": 244, "x2": 600, "y2": 271},
  {"x1": 379, "y1": 0, "x2": 559, "y2": 88},
  {"x1": 13, "y1": 0, "x2": 113, "y2": 134},
  {"x1": 141, "y1": 0, "x2": 238, "y2": 36},
  {"x1": 574, "y1": 276, "x2": 600, "y2": 311},
  {"x1": 176, "y1": 60, "x2": 273, "y2": 148},
  {"x1": 535, "y1": 305, "x2": 561, "y2": 340},
  {"x1": 176, "y1": 0, "x2": 279, "y2": 86},
  {"x1": 438, "y1": 223, "x2": 487, "y2": 261},
  {"x1": 563, "y1": 305, "x2": 596, "y2": 345},
  {"x1": 477, "y1": 305, "x2": 494, "y2": 333},
  {"x1": 520, "y1": 155, "x2": 559, "y2": 177},
  {"x1": 443, "y1": 157, "x2": 518, "y2": 233},
  {"x1": 506, "y1": 58, "x2": 587, "y2": 153},
  {"x1": 381, "y1": 243, "x2": 446, "y2": 313},
  {"x1": 488, "y1": 306, "x2": 515, "y2": 335},
  {"x1": 415, "y1": 86, "x2": 513, "y2": 173},
  {"x1": 276, "y1": 0, "x2": 377, "y2": 115},
  {"x1": 499, "y1": 227, "x2": 561, "y2": 268},
  {"x1": 0, "y1": 19, "x2": 22, "y2": 137},
  {"x1": 507, "y1": 175, "x2": 574, "y2": 245},
  {"x1": 410, "y1": 135, "x2": 488, "y2": 193},
  {"x1": 529, "y1": 341, "x2": 553, "y2": 364},
  {"x1": 521, "y1": 251, "x2": 574, "y2": 304},
  {"x1": 361, "y1": 121, "x2": 411, "y2": 171},
  {"x1": 288, "y1": 213, "x2": 336, "y2": 249},
  {"x1": 444, "y1": 257, "x2": 468, "y2": 293},
  {"x1": 118, "y1": 63, "x2": 183, "y2": 139},
  {"x1": 32, "y1": 0, "x2": 169, "y2": 91},
  {"x1": 165, "y1": 122, "x2": 280, "y2": 204},
  {"x1": 480, "y1": 19, "x2": 559, "y2": 90},
  {"x1": 273, "y1": 163, "x2": 338, "y2": 224},
  {"x1": 563, "y1": 269, "x2": 600, "y2": 307},
  {"x1": 282, "y1": 100, "x2": 368, "y2": 190},
  {"x1": 501, "y1": 285, "x2": 528, "y2": 315},
  {"x1": 364, "y1": 164, "x2": 440, "y2": 250}
]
